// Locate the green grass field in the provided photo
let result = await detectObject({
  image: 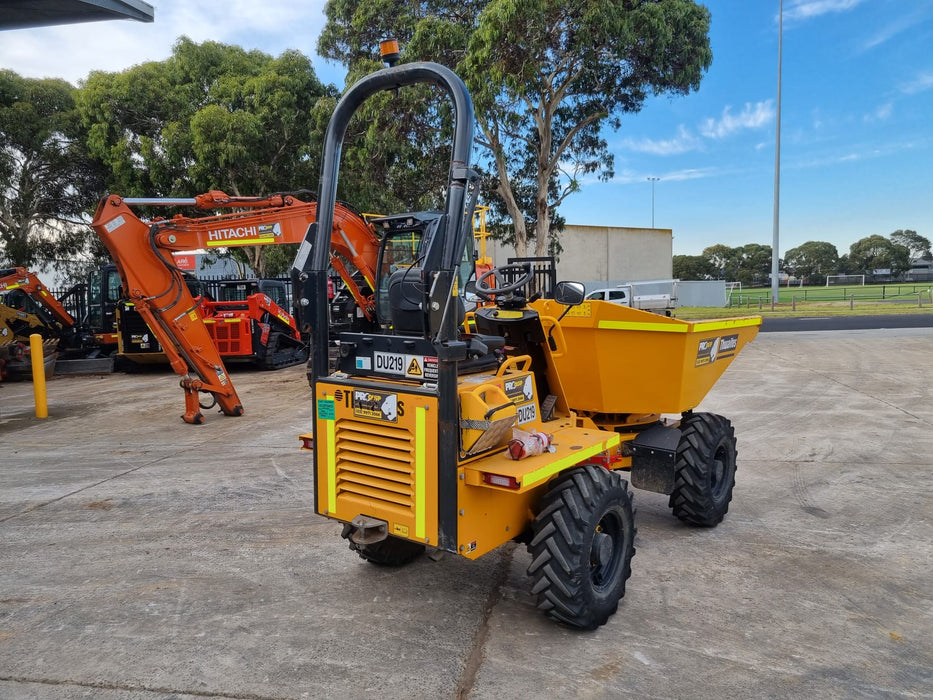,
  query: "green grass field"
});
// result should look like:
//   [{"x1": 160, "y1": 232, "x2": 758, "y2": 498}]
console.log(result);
[{"x1": 676, "y1": 282, "x2": 933, "y2": 319}]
